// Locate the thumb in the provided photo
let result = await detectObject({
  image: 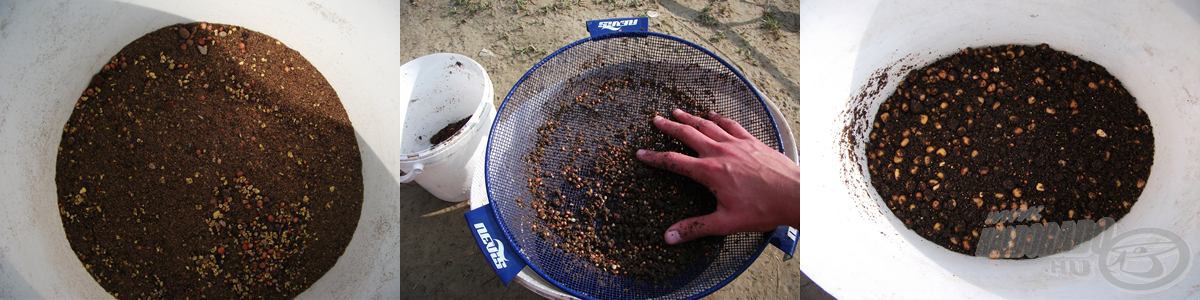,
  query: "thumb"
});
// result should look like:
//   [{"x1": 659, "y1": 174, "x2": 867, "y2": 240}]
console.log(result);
[{"x1": 663, "y1": 212, "x2": 729, "y2": 245}]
